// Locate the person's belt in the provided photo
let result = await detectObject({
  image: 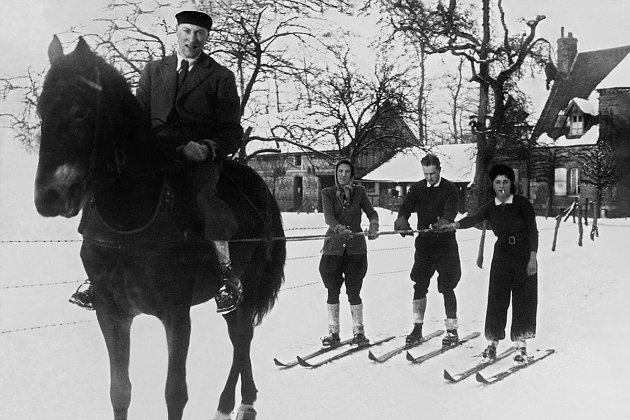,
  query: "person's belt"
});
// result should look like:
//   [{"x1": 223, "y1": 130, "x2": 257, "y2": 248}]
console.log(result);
[{"x1": 498, "y1": 235, "x2": 526, "y2": 245}]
